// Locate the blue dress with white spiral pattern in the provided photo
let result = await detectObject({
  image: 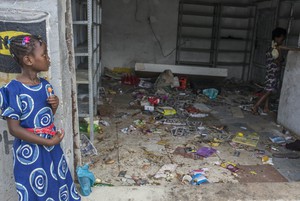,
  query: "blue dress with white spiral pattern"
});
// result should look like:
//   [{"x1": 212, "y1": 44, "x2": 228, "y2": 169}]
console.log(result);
[{"x1": 0, "y1": 78, "x2": 81, "y2": 201}]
